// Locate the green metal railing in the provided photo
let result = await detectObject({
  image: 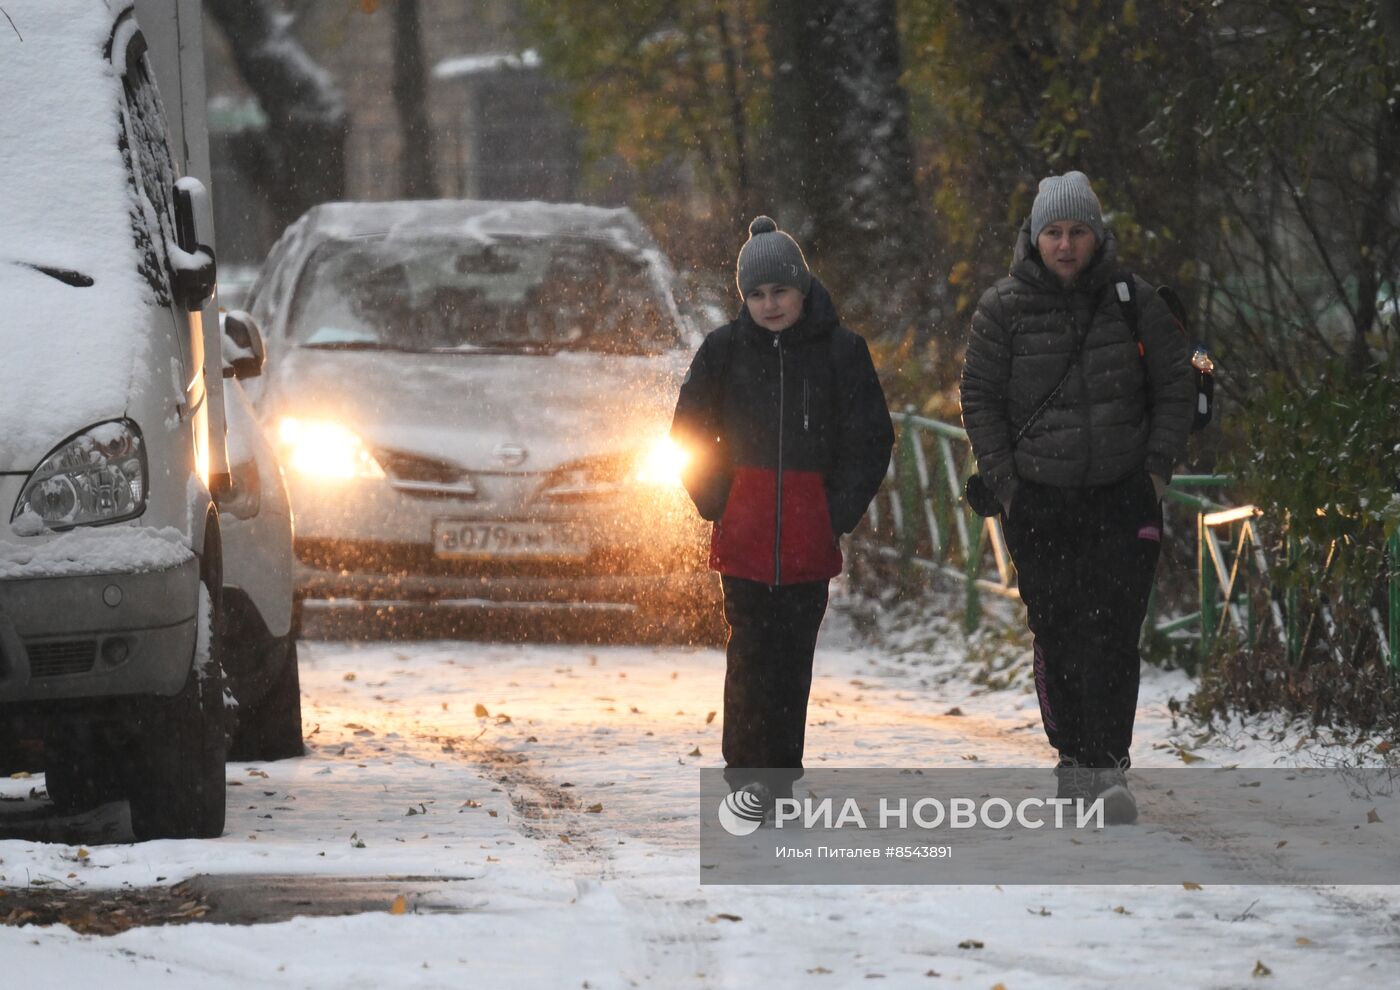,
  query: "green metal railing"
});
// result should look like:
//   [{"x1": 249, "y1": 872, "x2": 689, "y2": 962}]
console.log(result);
[{"x1": 864, "y1": 411, "x2": 1400, "y2": 672}]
